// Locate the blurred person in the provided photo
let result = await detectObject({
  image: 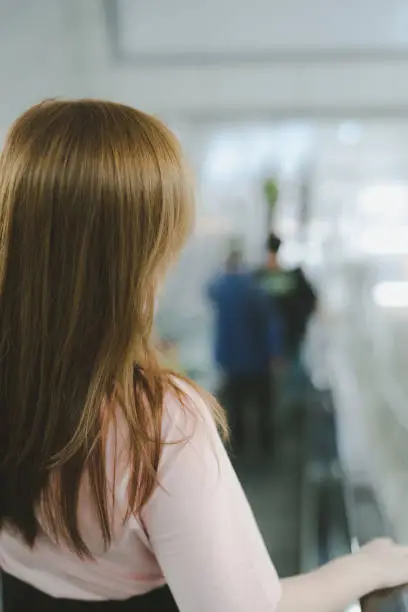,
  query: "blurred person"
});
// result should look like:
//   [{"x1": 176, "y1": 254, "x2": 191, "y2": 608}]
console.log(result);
[
  {"x1": 256, "y1": 233, "x2": 316, "y2": 405},
  {"x1": 257, "y1": 233, "x2": 316, "y2": 359},
  {"x1": 208, "y1": 249, "x2": 282, "y2": 453},
  {"x1": 0, "y1": 100, "x2": 408, "y2": 612}
]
